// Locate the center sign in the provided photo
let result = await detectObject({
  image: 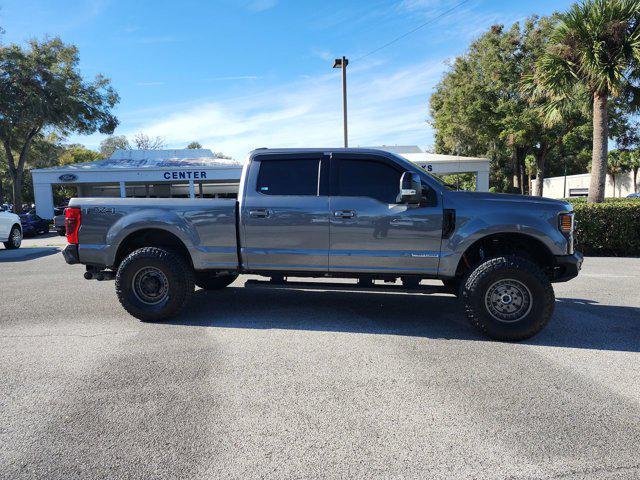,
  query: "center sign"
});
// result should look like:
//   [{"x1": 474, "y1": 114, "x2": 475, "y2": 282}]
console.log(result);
[{"x1": 163, "y1": 171, "x2": 208, "y2": 180}]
